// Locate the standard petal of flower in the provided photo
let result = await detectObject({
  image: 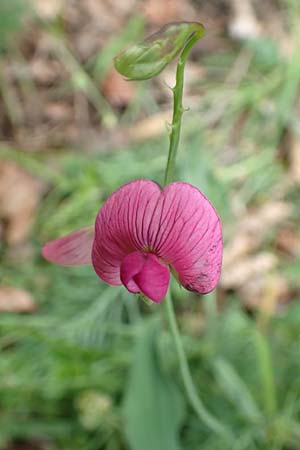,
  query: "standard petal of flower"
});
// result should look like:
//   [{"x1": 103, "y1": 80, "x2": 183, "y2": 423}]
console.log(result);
[
  {"x1": 42, "y1": 226, "x2": 94, "y2": 265},
  {"x1": 92, "y1": 180, "x2": 161, "y2": 285},
  {"x1": 150, "y1": 182, "x2": 222, "y2": 294}
]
